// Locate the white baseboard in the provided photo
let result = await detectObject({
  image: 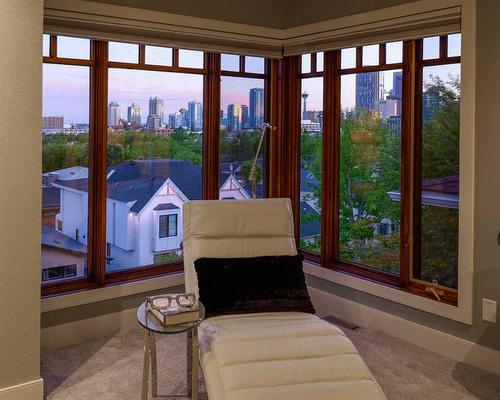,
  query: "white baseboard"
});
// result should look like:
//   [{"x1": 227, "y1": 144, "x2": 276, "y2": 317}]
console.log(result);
[
  {"x1": 308, "y1": 286, "x2": 500, "y2": 377},
  {"x1": 0, "y1": 379, "x2": 43, "y2": 400}
]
